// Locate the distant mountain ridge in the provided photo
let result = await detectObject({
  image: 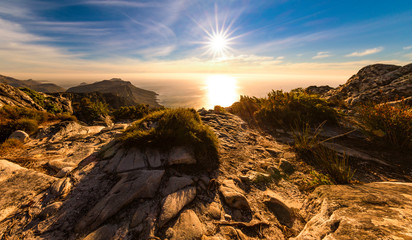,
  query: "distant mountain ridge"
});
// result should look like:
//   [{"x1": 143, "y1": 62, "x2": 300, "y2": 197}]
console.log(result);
[
  {"x1": 0, "y1": 74, "x2": 66, "y2": 93},
  {"x1": 66, "y1": 78, "x2": 160, "y2": 107}
]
